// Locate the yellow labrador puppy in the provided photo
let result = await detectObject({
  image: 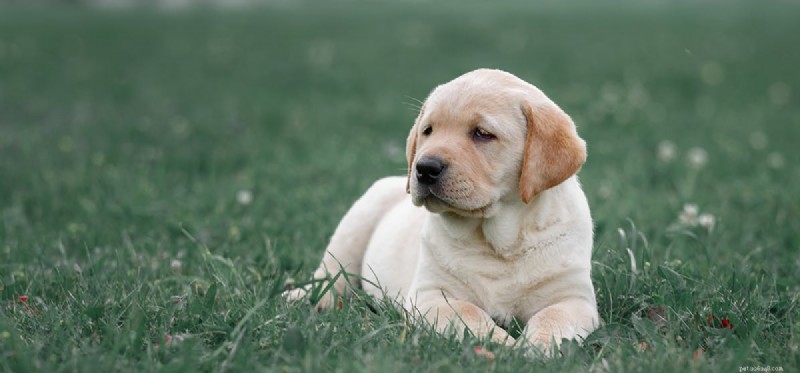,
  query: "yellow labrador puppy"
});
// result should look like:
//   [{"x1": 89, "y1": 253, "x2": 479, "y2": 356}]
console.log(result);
[{"x1": 285, "y1": 69, "x2": 599, "y2": 352}]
